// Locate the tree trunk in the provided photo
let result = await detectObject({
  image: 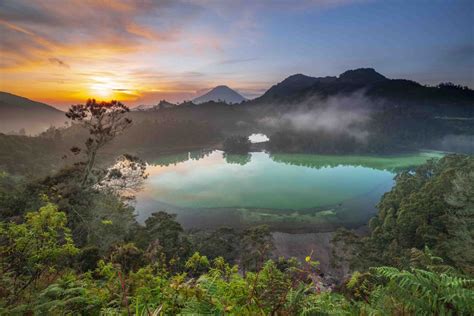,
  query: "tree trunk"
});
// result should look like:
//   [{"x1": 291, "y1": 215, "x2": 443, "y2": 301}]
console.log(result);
[{"x1": 81, "y1": 148, "x2": 97, "y2": 187}]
